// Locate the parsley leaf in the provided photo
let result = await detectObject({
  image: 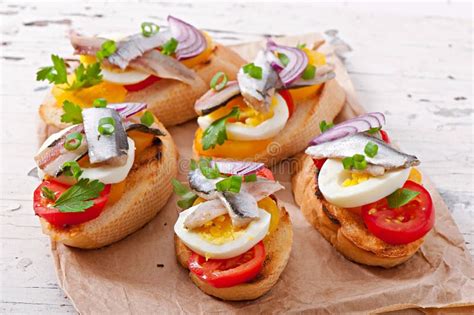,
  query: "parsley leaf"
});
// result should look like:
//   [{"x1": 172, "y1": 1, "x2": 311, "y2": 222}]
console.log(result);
[
  {"x1": 54, "y1": 178, "x2": 105, "y2": 213},
  {"x1": 66, "y1": 62, "x2": 103, "y2": 91},
  {"x1": 198, "y1": 157, "x2": 221, "y2": 179},
  {"x1": 61, "y1": 100, "x2": 83, "y2": 124},
  {"x1": 202, "y1": 107, "x2": 240, "y2": 150},
  {"x1": 36, "y1": 54, "x2": 68, "y2": 85},
  {"x1": 96, "y1": 40, "x2": 116, "y2": 62},
  {"x1": 172, "y1": 179, "x2": 198, "y2": 210},
  {"x1": 216, "y1": 175, "x2": 242, "y2": 193},
  {"x1": 387, "y1": 188, "x2": 420, "y2": 209}
]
